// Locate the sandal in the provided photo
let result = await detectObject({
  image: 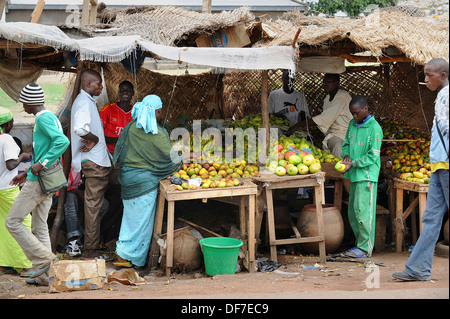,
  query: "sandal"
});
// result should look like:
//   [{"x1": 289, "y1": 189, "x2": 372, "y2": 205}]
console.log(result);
[
  {"x1": 82, "y1": 250, "x2": 114, "y2": 261},
  {"x1": 20, "y1": 268, "x2": 35, "y2": 278},
  {"x1": 0, "y1": 267, "x2": 18, "y2": 275},
  {"x1": 341, "y1": 247, "x2": 368, "y2": 258},
  {"x1": 113, "y1": 261, "x2": 133, "y2": 268}
]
